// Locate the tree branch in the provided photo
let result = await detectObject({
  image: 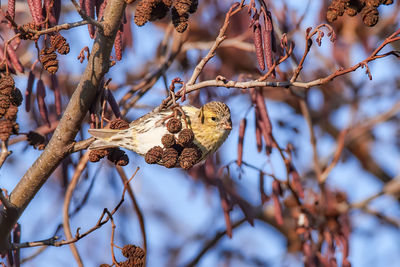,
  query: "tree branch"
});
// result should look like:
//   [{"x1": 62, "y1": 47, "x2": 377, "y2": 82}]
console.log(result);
[{"x1": 0, "y1": 0, "x2": 127, "y2": 250}]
